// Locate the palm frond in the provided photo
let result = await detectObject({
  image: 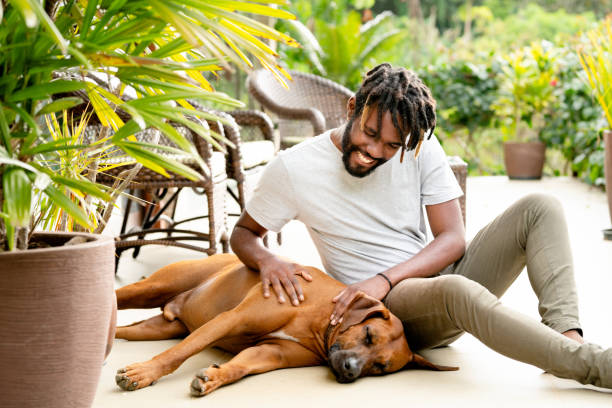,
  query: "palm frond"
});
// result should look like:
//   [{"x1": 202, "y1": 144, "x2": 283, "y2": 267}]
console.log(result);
[{"x1": 1, "y1": 0, "x2": 299, "y2": 249}]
